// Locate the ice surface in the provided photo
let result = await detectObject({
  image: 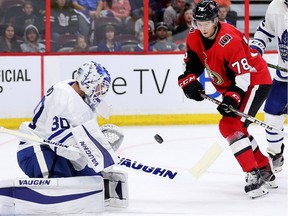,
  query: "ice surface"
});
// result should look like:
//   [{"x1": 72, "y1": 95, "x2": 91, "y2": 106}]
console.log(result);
[{"x1": 0, "y1": 124, "x2": 287, "y2": 216}]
